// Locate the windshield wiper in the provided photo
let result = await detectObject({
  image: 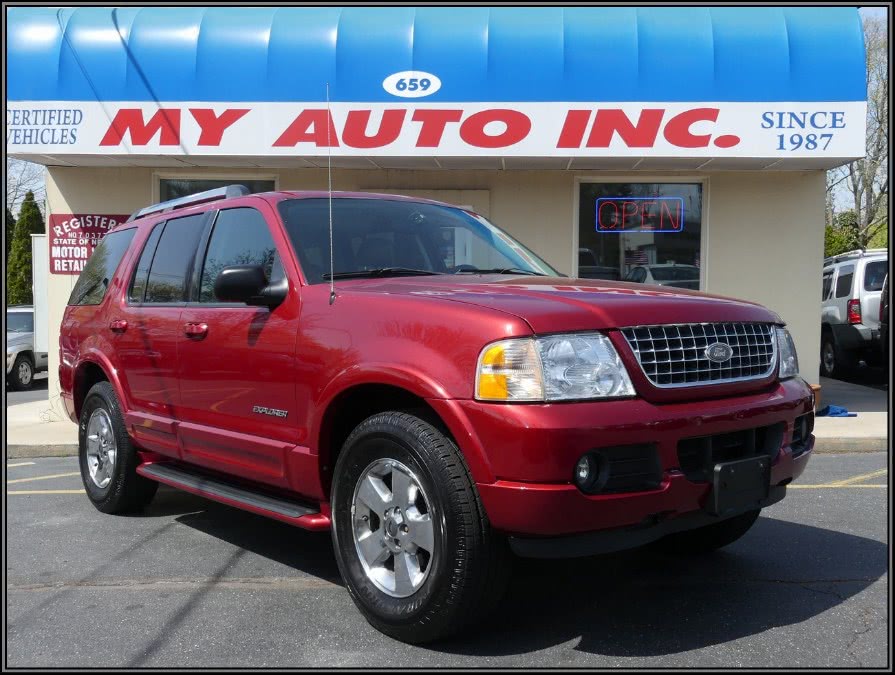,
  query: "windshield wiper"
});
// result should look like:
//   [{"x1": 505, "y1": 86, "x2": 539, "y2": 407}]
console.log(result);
[
  {"x1": 454, "y1": 267, "x2": 546, "y2": 276},
  {"x1": 322, "y1": 267, "x2": 442, "y2": 280}
]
